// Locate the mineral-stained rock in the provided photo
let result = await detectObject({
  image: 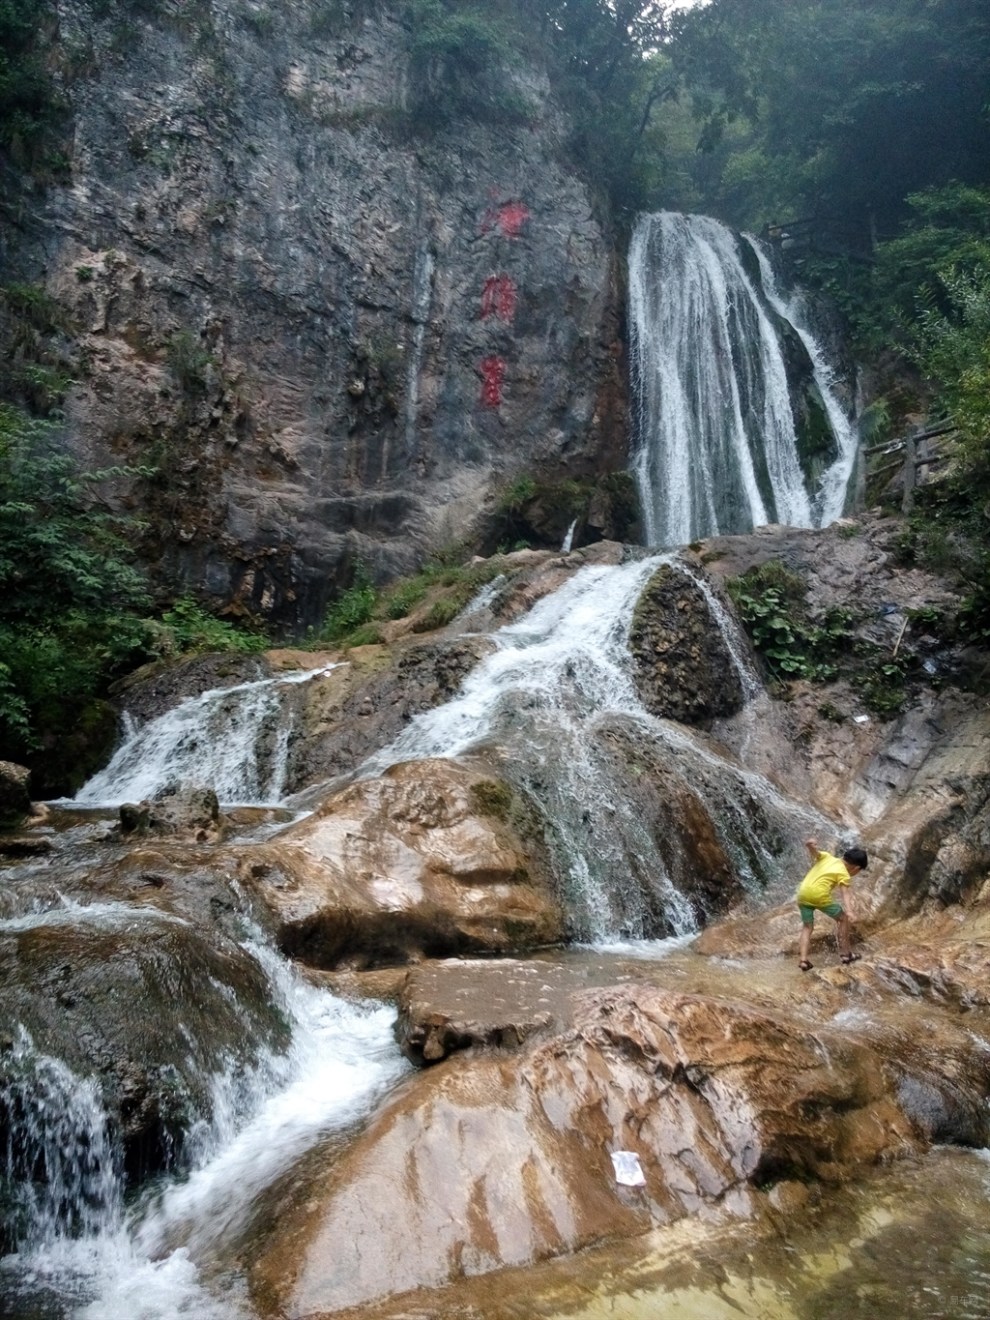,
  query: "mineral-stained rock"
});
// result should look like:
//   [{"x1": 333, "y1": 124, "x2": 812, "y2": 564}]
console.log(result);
[
  {"x1": 119, "y1": 783, "x2": 224, "y2": 842},
  {"x1": 240, "y1": 759, "x2": 564, "y2": 968},
  {"x1": 395, "y1": 956, "x2": 616, "y2": 1065},
  {"x1": 10, "y1": 2, "x2": 626, "y2": 628},
  {"x1": 628, "y1": 563, "x2": 746, "y2": 725},
  {"x1": 251, "y1": 983, "x2": 971, "y2": 1315}
]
